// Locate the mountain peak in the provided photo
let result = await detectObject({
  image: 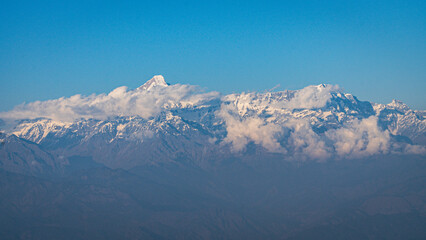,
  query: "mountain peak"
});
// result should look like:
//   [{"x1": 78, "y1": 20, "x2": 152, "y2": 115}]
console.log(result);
[
  {"x1": 388, "y1": 99, "x2": 410, "y2": 112},
  {"x1": 138, "y1": 75, "x2": 169, "y2": 91}
]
